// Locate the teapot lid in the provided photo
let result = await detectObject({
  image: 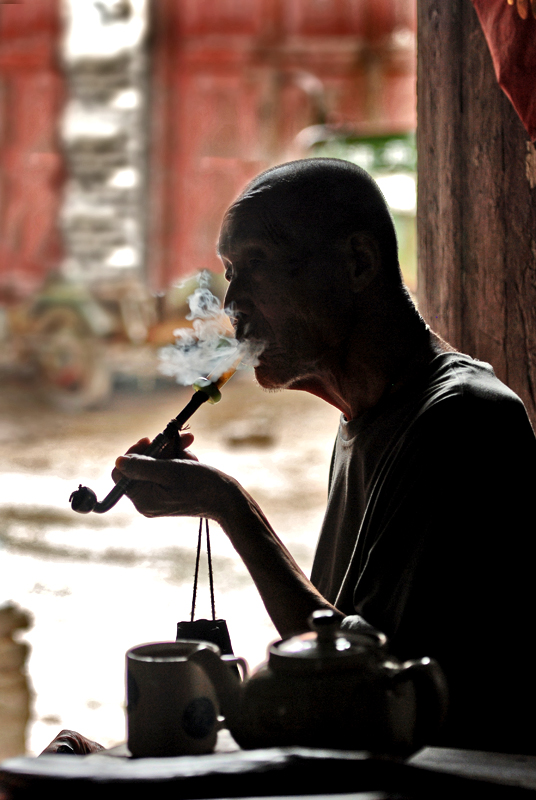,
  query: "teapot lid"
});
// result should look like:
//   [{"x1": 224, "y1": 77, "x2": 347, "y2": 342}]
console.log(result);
[{"x1": 268, "y1": 610, "x2": 387, "y2": 673}]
